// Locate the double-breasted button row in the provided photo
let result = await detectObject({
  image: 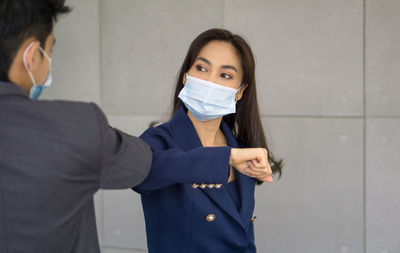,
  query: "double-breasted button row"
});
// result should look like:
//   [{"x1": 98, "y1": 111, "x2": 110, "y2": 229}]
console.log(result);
[
  {"x1": 205, "y1": 215, "x2": 256, "y2": 223},
  {"x1": 191, "y1": 183, "x2": 222, "y2": 189},
  {"x1": 204, "y1": 215, "x2": 256, "y2": 223}
]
